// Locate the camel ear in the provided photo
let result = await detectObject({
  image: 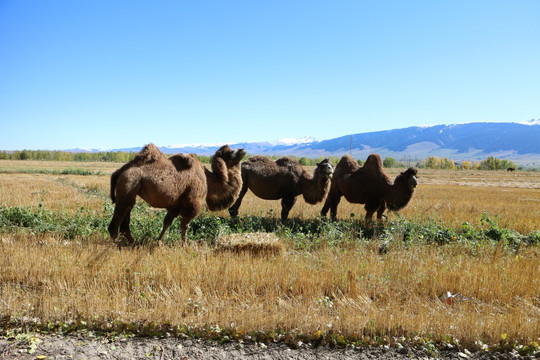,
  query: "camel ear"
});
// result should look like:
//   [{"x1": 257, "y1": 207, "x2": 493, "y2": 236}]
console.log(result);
[
  {"x1": 214, "y1": 145, "x2": 227, "y2": 157},
  {"x1": 402, "y1": 168, "x2": 418, "y2": 177},
  {"x1": 317, "y1": 158, "x2": 330, "y2": 166}
]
